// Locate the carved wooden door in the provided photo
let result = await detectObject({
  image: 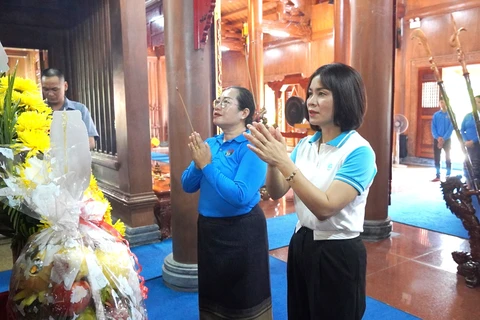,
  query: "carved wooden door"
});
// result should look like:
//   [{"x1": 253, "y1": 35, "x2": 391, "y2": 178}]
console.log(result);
[{"x1": 416, "y1": 67, "x2": 442, "y2": 158}]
